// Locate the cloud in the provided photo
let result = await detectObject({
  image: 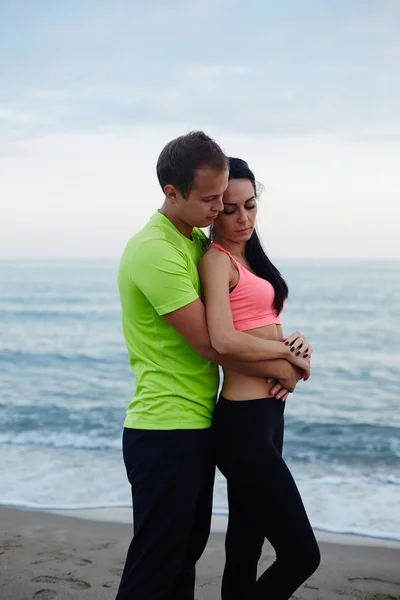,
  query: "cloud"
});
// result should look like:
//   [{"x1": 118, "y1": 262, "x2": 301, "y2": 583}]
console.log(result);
[
  {"x1": 0, "y1": 1, "x2": 399, "y2": 258},
  {"x1": 1, "y1": 0, "x2": 399, "y2": 141}
]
